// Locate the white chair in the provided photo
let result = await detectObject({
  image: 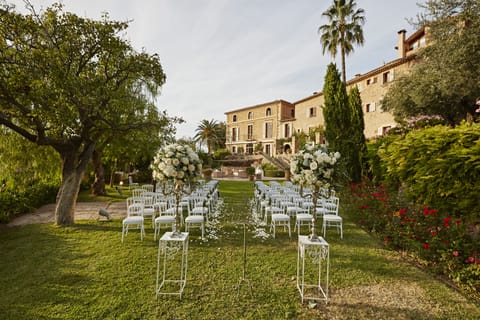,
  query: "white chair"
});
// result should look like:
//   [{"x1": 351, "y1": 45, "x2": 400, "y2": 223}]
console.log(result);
[
  {"x1": 141, "y1": 191, "x2": 156, "y2": 228},
  {"x1": 122, "y1": 198, "x2": 145, "y2": 242},
  {"x1": 322, "y1": 196, "x2": 343, "y2": 239},
  {"x1": 270, "y1": 212, "x2": 291, "y2": 238},
  {"x1": 185, "y1": 197, "x2": 205, "y2": 239},
  {"x1": 154, "y1": 200, "x2": 176, "y2": 240}
]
